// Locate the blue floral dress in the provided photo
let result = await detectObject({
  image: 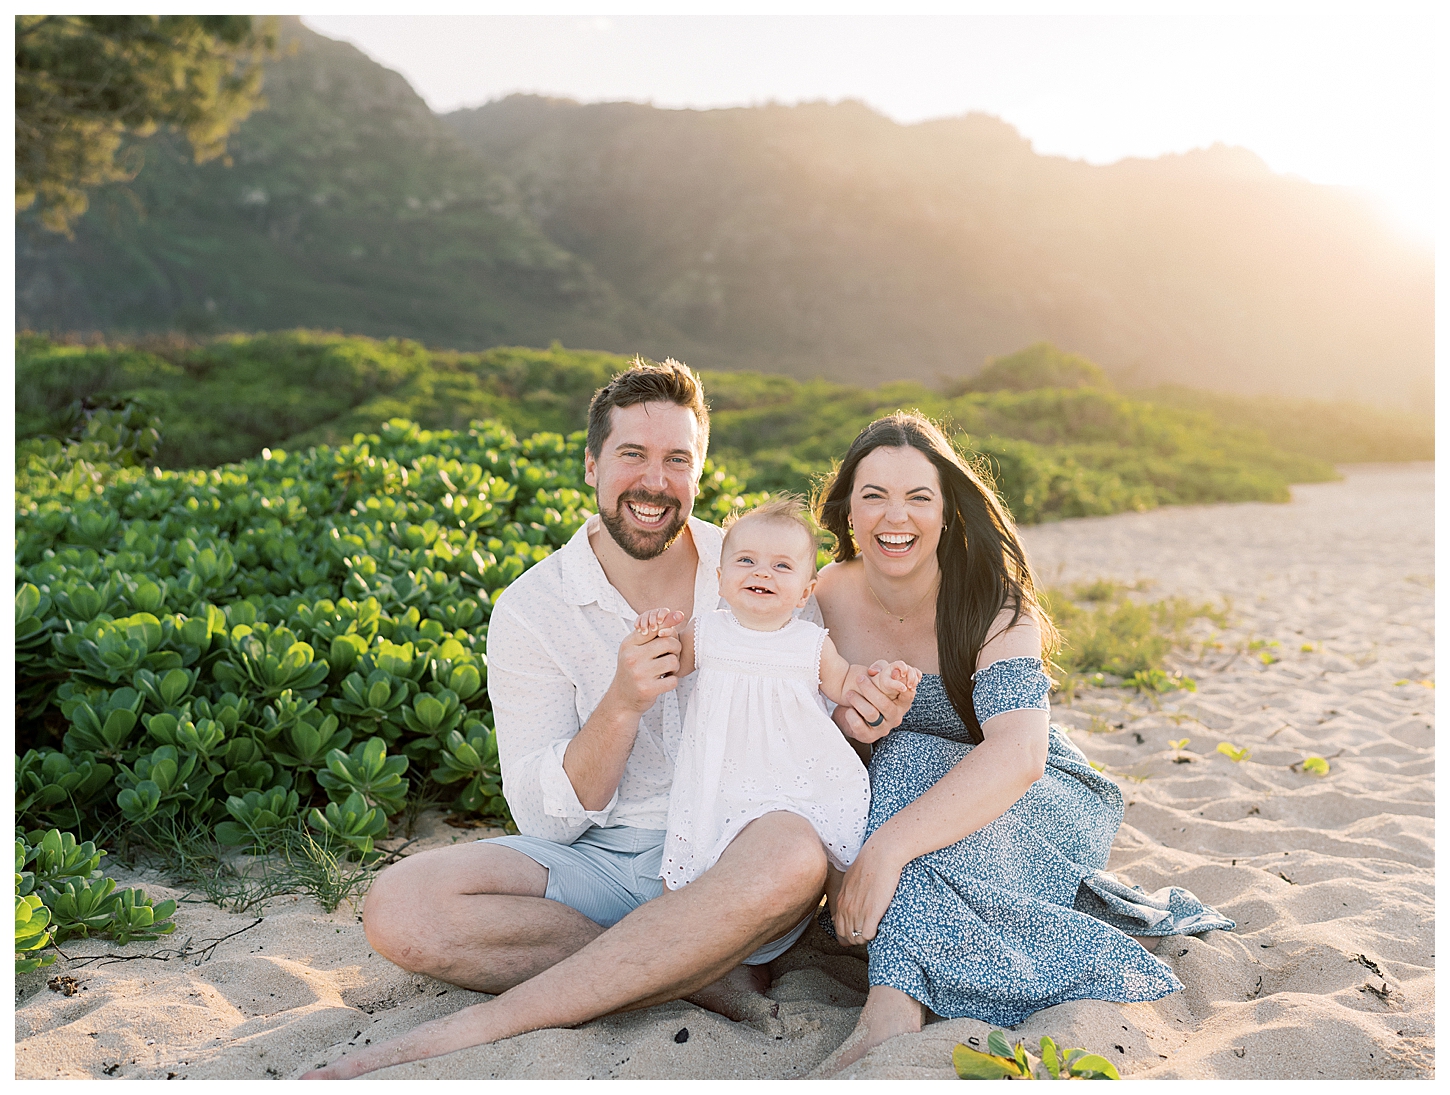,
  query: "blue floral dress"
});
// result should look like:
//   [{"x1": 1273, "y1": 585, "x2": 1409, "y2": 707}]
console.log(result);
[{"x1": 854, "y1": 657, "x2": 1233, "y2": 1026}]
